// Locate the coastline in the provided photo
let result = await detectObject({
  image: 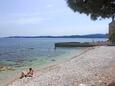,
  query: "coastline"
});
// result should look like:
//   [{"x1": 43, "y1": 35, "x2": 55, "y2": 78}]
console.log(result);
[
  {"x1": 3, "y1": 46, "x2": 115, "y2": 86},
  {"x1": 1, "y1": 47, "x2": 91, "y2": 86}
]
